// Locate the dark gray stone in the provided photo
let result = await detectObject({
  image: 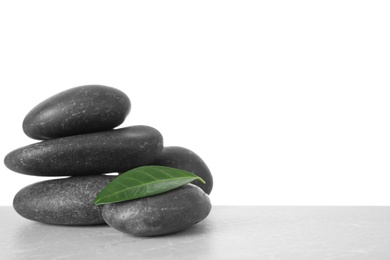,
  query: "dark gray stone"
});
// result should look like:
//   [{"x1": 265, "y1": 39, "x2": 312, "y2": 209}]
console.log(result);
[
  {"x1": 150, "y1": 146, "x2": 213, "y2": 194},
  {"x1": 102, "y1": 184, "x2": 211, "y2": 236},
  {"x1": 4, "y1": 125, "x2": 163, "y2": 176},
  {"x1": 23, "y1": 85, "x2": 131, "y2": 140},
  {"x1": 13, "y1": 175, "x2": 115, "y2": 225}
]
